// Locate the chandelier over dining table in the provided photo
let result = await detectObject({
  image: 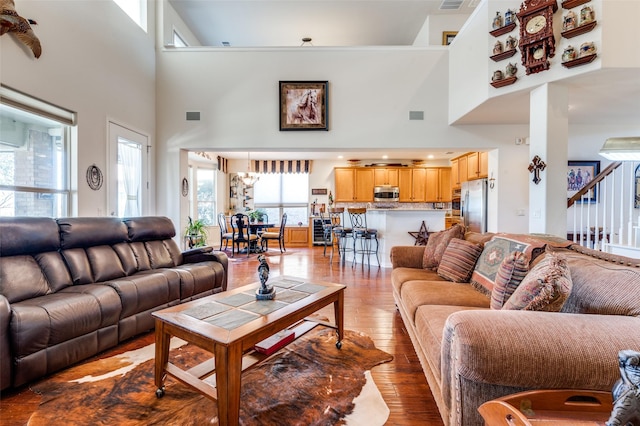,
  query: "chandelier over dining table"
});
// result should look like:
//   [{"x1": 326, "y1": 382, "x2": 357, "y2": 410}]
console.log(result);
[{"x1": 238, "y1": 152, "x2": 260, "y2": 186}]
